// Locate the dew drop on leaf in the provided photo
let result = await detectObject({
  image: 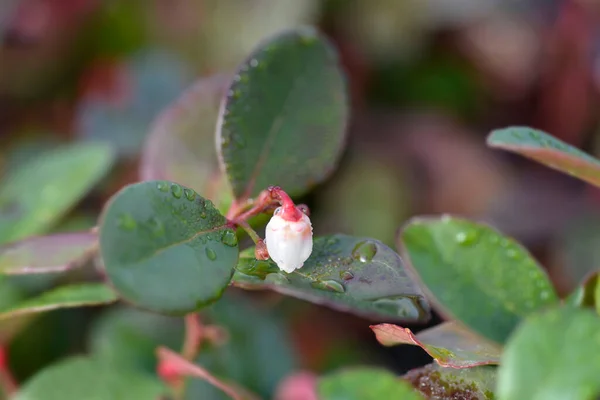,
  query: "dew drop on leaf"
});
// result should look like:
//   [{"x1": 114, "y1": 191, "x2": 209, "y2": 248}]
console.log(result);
[
  {"x1": 265, "y1": 272, "x2": 289, "y2": 284},
  {"x1": 205, "y1": 247, "x2": 217, "y2": 261},
  {"x1": 221, "y1": 230, "x2": 238, "y2": 247},
  {"x1": 310, "y1": 279, "x2": 345, "y2": 293},
  {"x1": 156, "y1": 182, "x2": 169, "y2": 192},
  {"x1": 340, "y1": 271, "x2": 354, "y2": 281},
  {"x1": 455, "y1": 230, "x2": 478, "y2": 246},
  {"x1": 352, "y1": 241, "x2": 377, "y2": 262},
  {"x1": 117, "y1": 213, "x2": 137, "y2": 231},
  {"x1": 183, "y1": 188, "x2": 196, "y2": 201},
  {"x1": 170, "y1": 184, "x2": 183, "y2": 199}
]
